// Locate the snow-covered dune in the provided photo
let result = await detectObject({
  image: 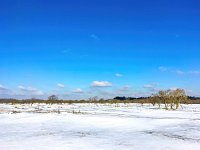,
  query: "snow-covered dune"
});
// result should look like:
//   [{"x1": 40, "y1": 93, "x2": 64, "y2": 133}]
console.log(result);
[{"x1": 0, "y1": 103, "x2": 200, "y2": 150}]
